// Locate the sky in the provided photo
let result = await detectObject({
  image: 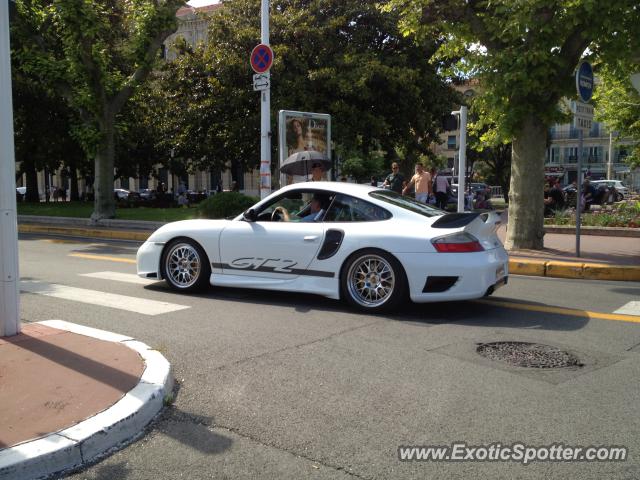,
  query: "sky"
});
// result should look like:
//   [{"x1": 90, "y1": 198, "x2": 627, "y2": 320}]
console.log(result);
[{"x1": 187, "y1": 0, "x2": 220, "y2": 7}]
